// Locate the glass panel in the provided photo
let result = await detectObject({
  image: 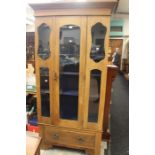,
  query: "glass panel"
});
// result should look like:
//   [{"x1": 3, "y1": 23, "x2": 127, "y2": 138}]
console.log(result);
[
  {"x1": 40, "y1": 67, "x2": 50, "y2": 117},
  {"x1": 88, "y1": 70, "x2": 101, "y2": 122},
  {"x1": 38, "y1": 23, "x2": 51, "y2": 60},
  {"x1": 90, "y1": 22, "x2": 107, "y2": 62},
  {"x1": 59, "y1": 25, "x2": 80, "y2": 120}
]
